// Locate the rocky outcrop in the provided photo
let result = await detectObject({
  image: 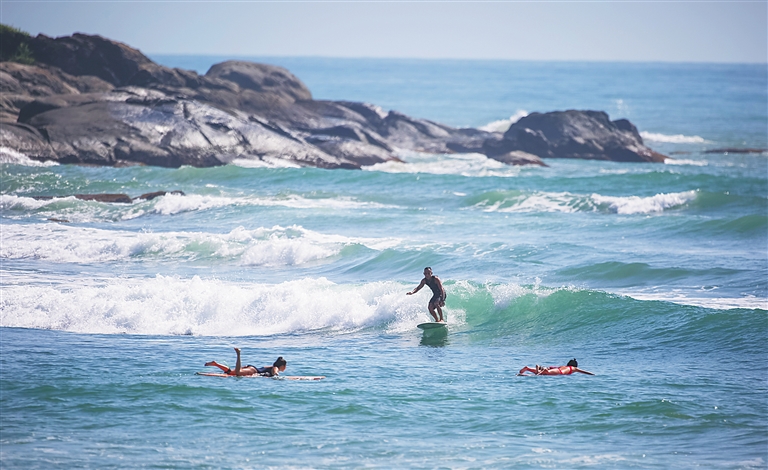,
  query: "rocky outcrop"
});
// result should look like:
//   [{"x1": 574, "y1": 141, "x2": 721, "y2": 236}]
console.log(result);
[
  {"x1": 33, "y1": 190, "x2": 185, "y2": 203},
  {"x1": 481, "y1": 110, "x2": 666, "y2": 163},
  {"x1": 703, "y1": 148, "x2": 766, "y2": 154},
  {"x1": 0, "y1": 30, "x2": 666, "y2": 169}
]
